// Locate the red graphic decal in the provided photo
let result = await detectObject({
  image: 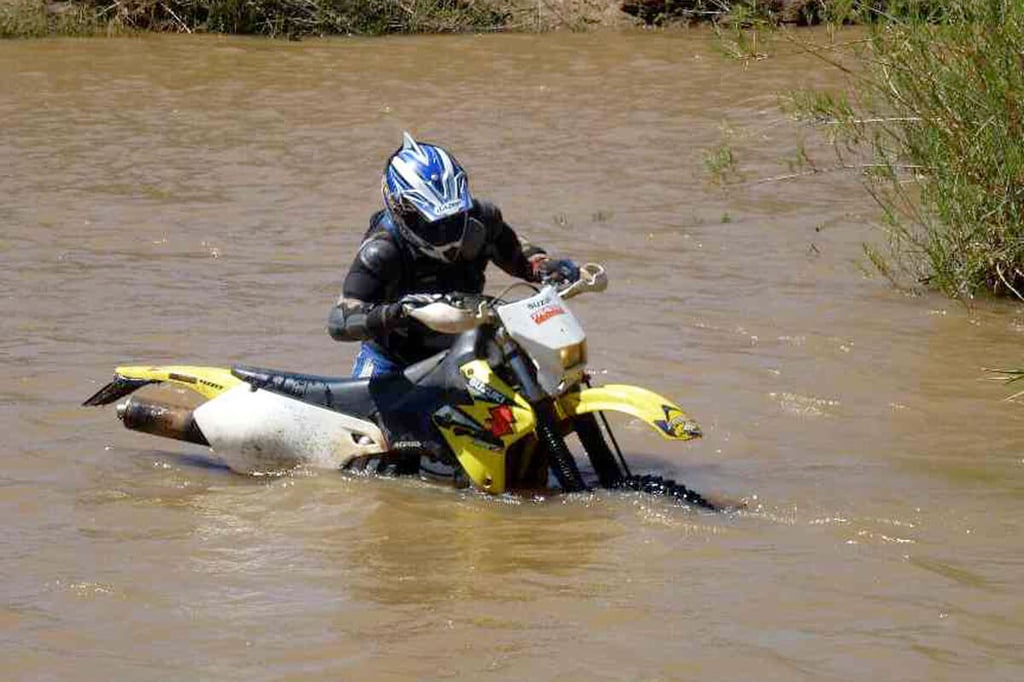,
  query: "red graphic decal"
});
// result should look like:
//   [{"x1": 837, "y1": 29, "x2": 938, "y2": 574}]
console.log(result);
[
  {"x1": 488, "y1": 405, "x2": 515, "y2": 438},
  {"x1": 530, "y1": 305, "x2": 565, "y2": 325}
]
